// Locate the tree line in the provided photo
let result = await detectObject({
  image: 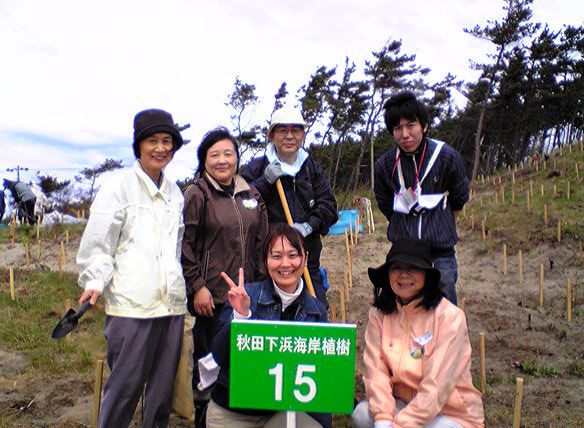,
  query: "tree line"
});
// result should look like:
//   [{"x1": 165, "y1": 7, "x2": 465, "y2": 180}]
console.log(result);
[
  {"x1": 26, "y1": 0, "x2": 583, "y2": 211},
  {"x1": 226, "y1": 0, "x2": 583, "y2": 192}
]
